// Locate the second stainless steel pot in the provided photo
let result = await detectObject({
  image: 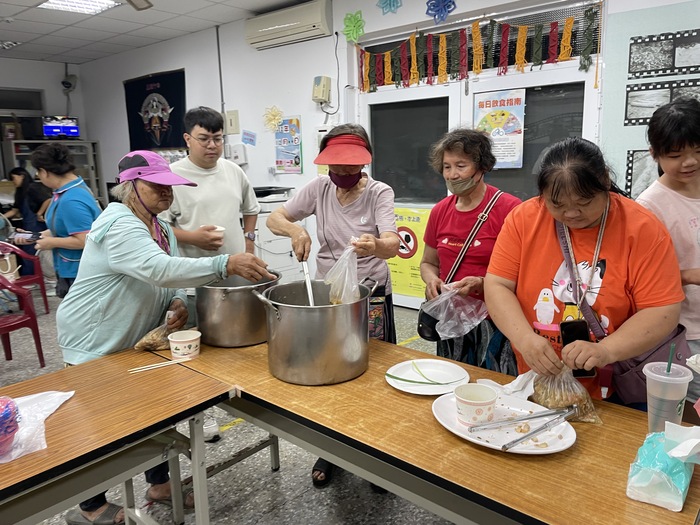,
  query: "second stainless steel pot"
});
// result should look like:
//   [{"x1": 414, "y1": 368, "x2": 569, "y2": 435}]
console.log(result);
[{"x1": 196, "y1": 270, "x2": 281, "y2": 347}]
